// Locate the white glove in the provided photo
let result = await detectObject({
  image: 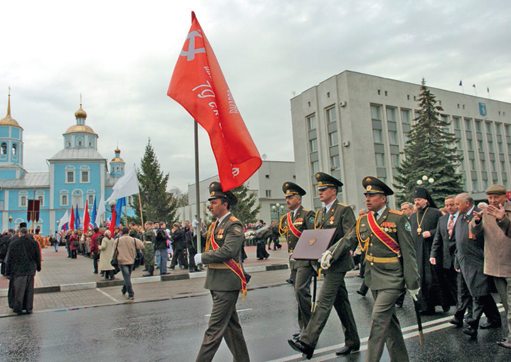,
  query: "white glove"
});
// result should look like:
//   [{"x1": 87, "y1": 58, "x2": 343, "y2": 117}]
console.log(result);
[
  {"x1": 194, "y1": 253, "x2": 202, "y2": 265},
  {"x1": 408, "y1": 288, "x2": 420, "y2": 302},
  {"x1": 320, "y1": 251, "x2": 333, "y2": 270}
]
